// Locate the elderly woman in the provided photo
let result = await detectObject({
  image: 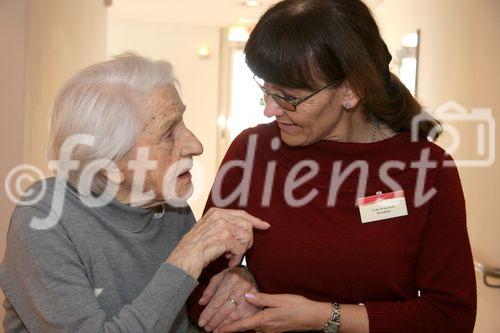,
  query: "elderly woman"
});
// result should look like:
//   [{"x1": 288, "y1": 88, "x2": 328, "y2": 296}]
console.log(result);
[
  {"x1": 0, "y1": 54, "x2": 269, "y2": 332},
  {"x1": 189, "y1": 0, "x2": 476, "y2": 332}
]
